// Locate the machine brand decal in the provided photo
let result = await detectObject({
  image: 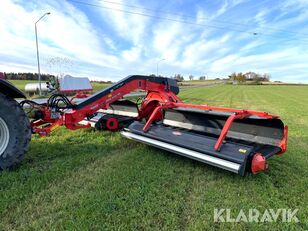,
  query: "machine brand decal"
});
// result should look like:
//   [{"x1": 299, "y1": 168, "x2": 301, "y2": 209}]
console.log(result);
[
  {"x1": 113, "y1": 82, "x2": 125, "y2": 90},
  {"x1": 106, "y1": 93, "x2": 121, "y2": 103},
  {"x1": 90, "y1": 104, "x2": 99, "y2": 110},
  {"x1": 172, "y1": 131, "x2": 182, "y2": 136}
]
